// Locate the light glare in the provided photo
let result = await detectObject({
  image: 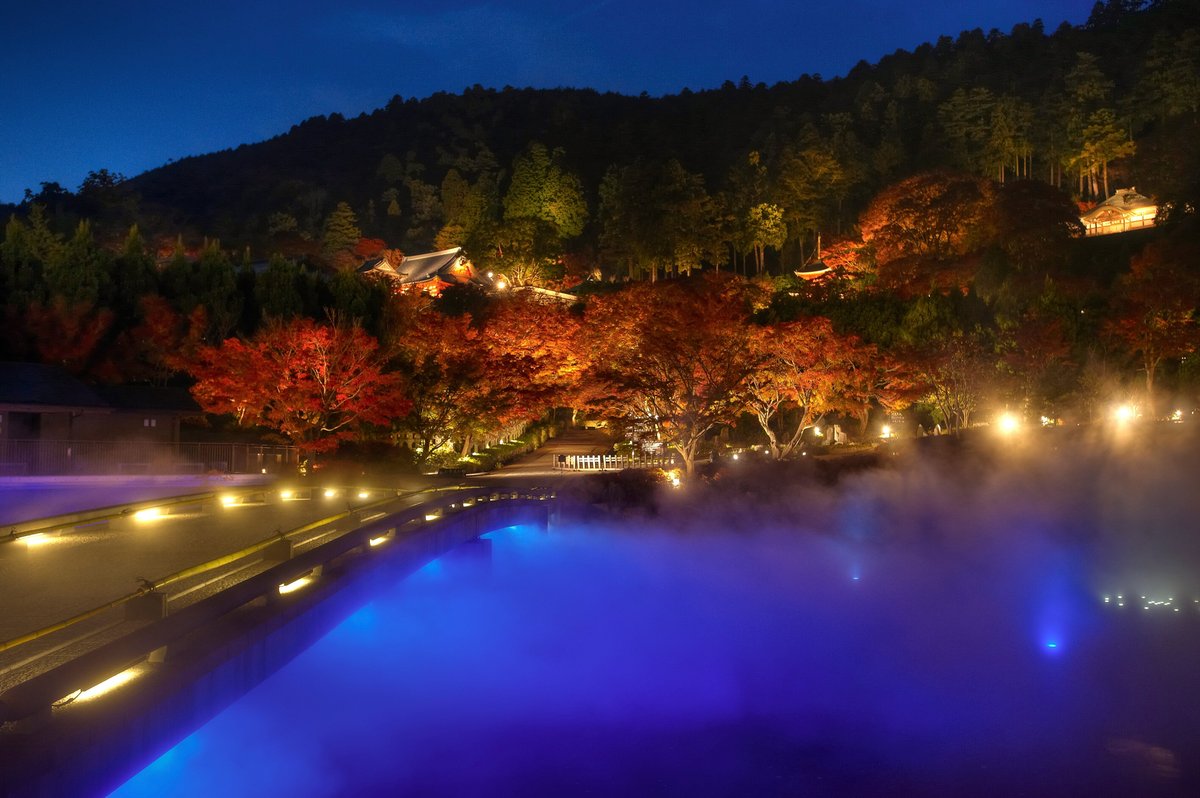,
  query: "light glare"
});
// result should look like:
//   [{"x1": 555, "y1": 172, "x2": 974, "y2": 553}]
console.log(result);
[
  {"x1": 75, "y1": 667, "x2": 142, "y2": 703},
  {"x1": 278, "y1": 576, "x2": 314, "y2": 594}
]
